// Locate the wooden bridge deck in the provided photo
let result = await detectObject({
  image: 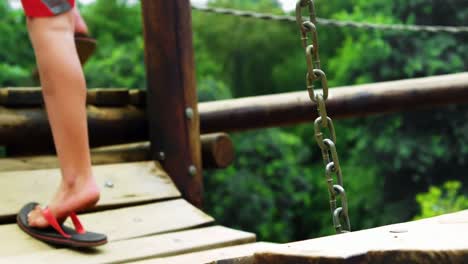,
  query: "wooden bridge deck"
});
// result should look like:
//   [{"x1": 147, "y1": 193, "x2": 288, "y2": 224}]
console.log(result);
[
  {"x1": 245, "y1": 210, "x2": 468, "y2": 264},
  {"x1": 0, "y1": 161, "x2": 270, "y2": 264},
  {"x1": 1, "y1": 160, "x2": 468, "y2": 264}
]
